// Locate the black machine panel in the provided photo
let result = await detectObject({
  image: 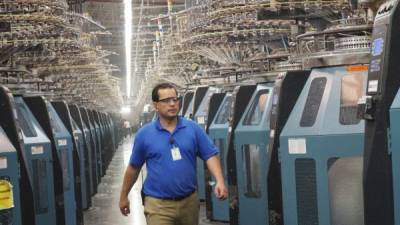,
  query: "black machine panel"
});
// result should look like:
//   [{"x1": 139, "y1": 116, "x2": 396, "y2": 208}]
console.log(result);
[
  {"x1": 226, "y1": 85, "x2": 257, "y2": 225},
  {"x1": 268, "y1": 70, "x2": 310, "y2": 225},
  {"x1": 204, "y1": 92, "x2": 226, "y2": 219},
  {"x1": 193, "y1": 87, "x2": 208, "y2": 119},
  {"x1": 361, "y1": 1, "x2": 400, "y2": 225},
  {"x1": 69, "y1": 104, "x2": 93, "y2": 207},
  {"x1": 24, "y1": 96, "x2": 66, "y2": 225},
  {"x1": 52, "y1": 101, "x2": 84, "y2": 225},
  {"x1": 79, "y1": 107, "x2": 98, "y2": 194},
  {"x1": 182, "y1": 91, "x2": 194, "y2": 116}
]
